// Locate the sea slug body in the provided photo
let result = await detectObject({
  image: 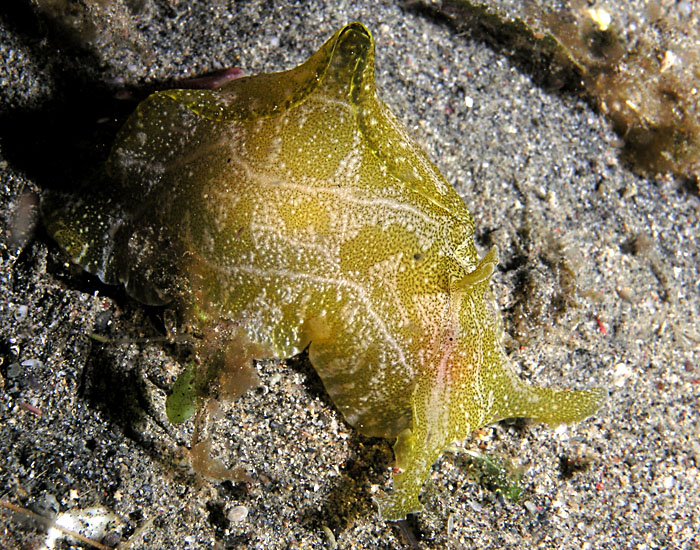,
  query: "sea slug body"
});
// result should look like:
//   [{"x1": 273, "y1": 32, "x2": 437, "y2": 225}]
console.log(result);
[{"x1": 44, "y1": 22, "x2": 604, "y2": 520}]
